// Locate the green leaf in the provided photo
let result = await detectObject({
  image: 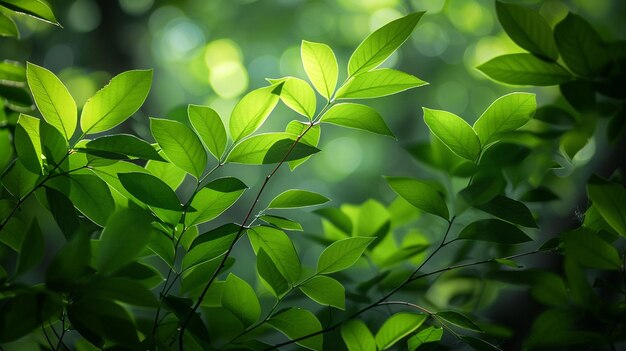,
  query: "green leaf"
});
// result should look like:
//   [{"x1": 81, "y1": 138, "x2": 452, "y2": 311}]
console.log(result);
[
  {"x1": 300, "y1": 275, "x2": 345, "y2": 309},
  {"x1": 15, "y1": 219, "x2": 43, "y2": 275},
  {"x1": 229, "y1": 85, "x2": 280, "y2": 142},
  {"x1": 26, "y1": 63, "x2": 76, "y2": 140},
  {"x1": 460, "y1": 336, "x2": 503, "y2": 351},
  {"x1": 81, "y1": 277, "x2": 159, "y2": 307},
  {"x1": 375, "y1": 312, "x2": 428, "y2": 350},
  {"x1": 2, "y1": 160, "x2": 40, "y2": 199},
  {"x1": 423, "y1": 107, "x2": 480, "y2": 161},
  {"x1": 563, "y1": 228, "x2": 621, "y2": 270},
  {"x1": 47, "y1": 172, "x2": 114, "y2": 226},
  {"x1": 185, "y1": 177, "x2": 247, "y2": 226},
  {"x1": 84, "y1": 134, "x2": 165, "y2": 161},
  {"x1": 475, "y1": 196, "x2": 537, "y2": 228},
  {"x1": 259, "y1": 215, "x2": 303, "y2": 231},
  {"x1": 336, "y1": 69, "x2": 427, "y2": 99},
  {"x1": 495, "y1": 1, "x2": 558, "y2": 61},
  {"x1": 162, "y1": 295, "x2": 211, "y2": 345},
  {"x1": 473, "y1": 92, "x2": 536, "y2": 146},
  {"x1": 226, "y1": 132, "x2": 320, "y2": 164},
  {"x1": 348, "y1": 12, "x2": 424, "y2": 76},
  {"x1": 146, "y1": 158, "x2": 186, "y2": 190},
  {"x1": 0, "y1": 12, "x2": 17, "y2": 37},
  {"x1": 301, "y1": 40, "x2": 338, "y2": 100},
  {"x1": 257, "y1": 247, "x2": 290, "y2": 297},
  {"x1": 45, "y1": 187, "x2": 80, "y2": 239},
  {"x1": 267, "y1": 308, "x2": 323, "y2": 351},
  {"x1": 150, "y1": 117, "x2": 207, "y2": 179},
  {"x1": 554, "y1": 13, "x2": 608, "y2": 77},
  {"x1": 188, "y1": 104, "x2": 227, "y2": 160},
  {"x1": 321, "y1": 103, "x2": 394, "y2": 138},
  {"x1": 118, "y1": 172, "x2": 182, "y2": 211},
  {"x1": 436, "y1": 311, "x2": 482, "y2": 332},
  {"x1": 385, "y1": 177, "x2": 449, "y2": 220},
  {"x1": 268, "y1": 189, "x2": 329, "y2": 209},
  {"x1": 280, "y1": 77, "x2": 317, "y2": 119},
  {"x1": 94, "y1": 208, "x2": 154, "y2": 274},
  {"x1": 587, "y1": 177, "x2": 626, "y2": 236},
  {"x1": 316, "y1": 236, "x2": 374, "y2": 274},
  {"x1": 407, "y1": 326, "x2": 443, "y2": 351},
  {"x1": 458, "y1": 219, "x2": 532, "y2": 244},
  {"x1": 183, "y1": 224, "x2": 240, "y2": 271},
  {"x1": 248, "y1": 226, "x2": 301, "y2": 283},
  {"x1": 14, "y1": 114, "x2": 43, "y2": 174},
  {"x1": 313, "y1": 208, "x2": 353, "y2": 235},
  {"x1": 39, "y1": 119, "x2": 68, "y2": 167},
  {"x1": 46, "y1": 231, "x2": 90, "y2": 290},
  {"x1": 285, "y1": 120, "x2": 320, "y2": 170},
  {"x1": 80, "y1": 69, "x2": 152, "y2": 134},
  {"x1": 222, "y1": 273, "x2": 261, "y2": 328},
  {"x1": 342, "y1": 320, "x2": 376, "y2": 351},
  {"x1": 0, "y1": 0, "x2": 59, "y2": 26},
  {"x1": 477, "y1": 54, "x2": 572, "y2": 86},
  {"x1": 0, "y1": 60, "x2": 26, "y2": 83}
]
